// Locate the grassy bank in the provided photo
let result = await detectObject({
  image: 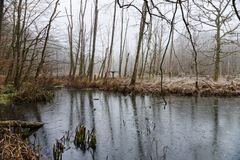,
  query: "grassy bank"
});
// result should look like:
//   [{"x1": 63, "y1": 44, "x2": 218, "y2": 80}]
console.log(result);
[
  {"x1": 12, "y1": 84, "x2": 54, "y2": 104},
  {"x1": 0, "y1": 85, "x2": 16, "y2": 105},
  {"x1": 0, "y1": 78, "x2": 57, "y2": 105},
  {"x1": 1, "y1": 76, "x2": 240, "y2": 105},
  {"x1": 67, "y1": 77, "x2": 240, "y2": 97}
]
